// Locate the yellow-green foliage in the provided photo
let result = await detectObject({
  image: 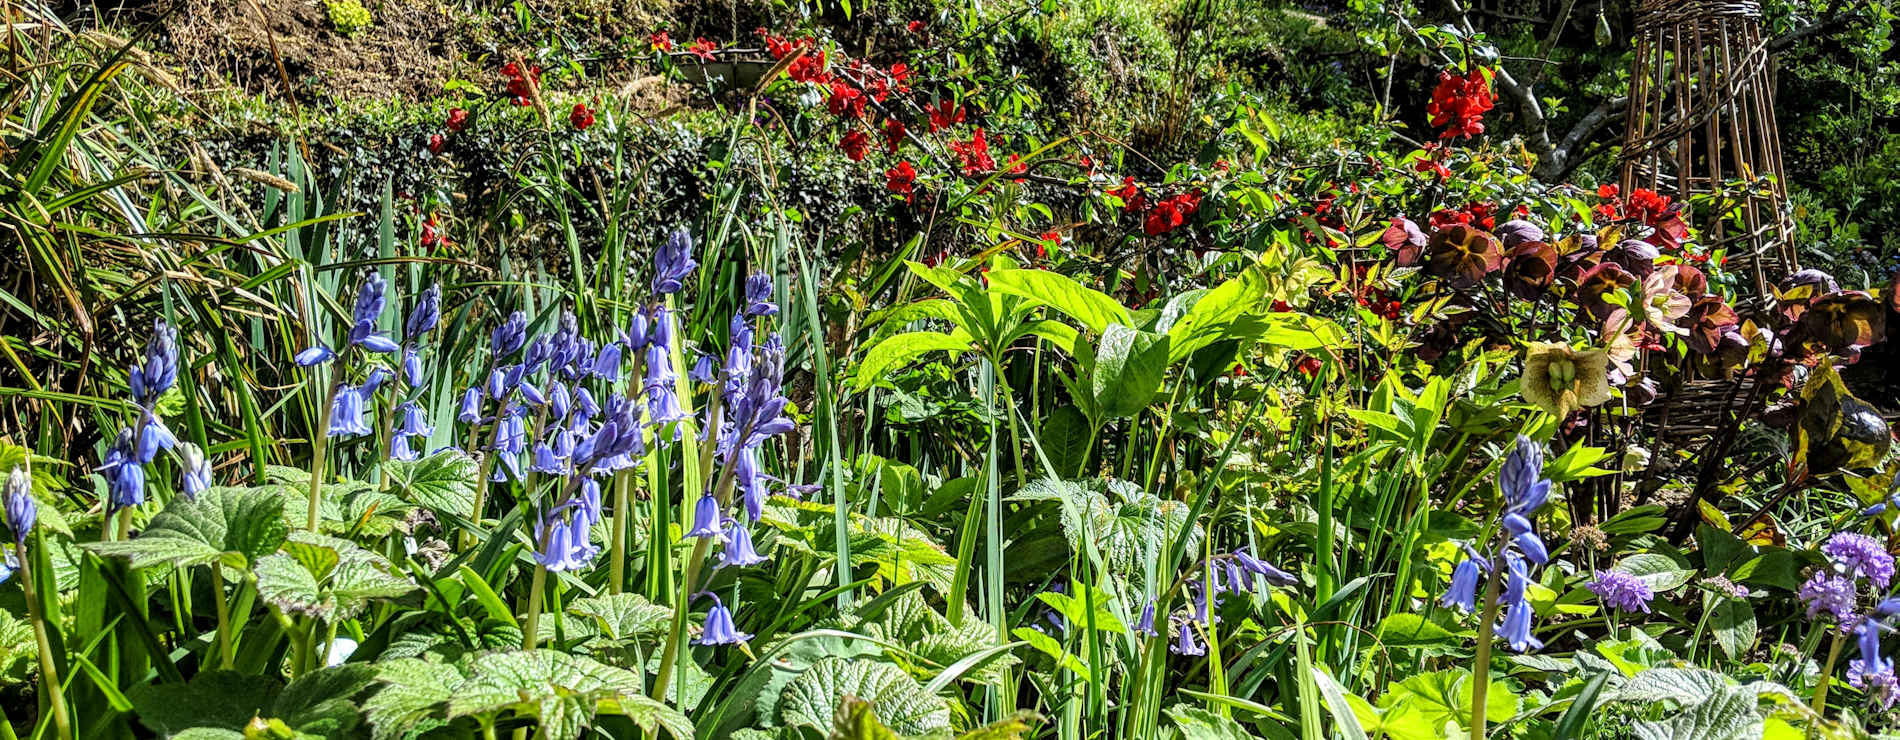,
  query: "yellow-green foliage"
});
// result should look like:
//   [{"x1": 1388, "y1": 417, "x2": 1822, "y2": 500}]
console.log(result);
[{"x1": 324, "y1": 0, "x2": 373, "y2": 37}]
